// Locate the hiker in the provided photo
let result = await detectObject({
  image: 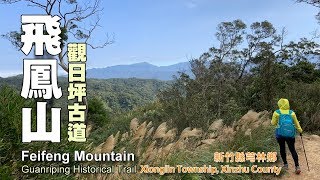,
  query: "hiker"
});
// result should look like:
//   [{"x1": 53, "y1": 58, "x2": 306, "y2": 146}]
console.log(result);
[{"x1": 271, "y1": 98, "x2": 303, "y2": 174}]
